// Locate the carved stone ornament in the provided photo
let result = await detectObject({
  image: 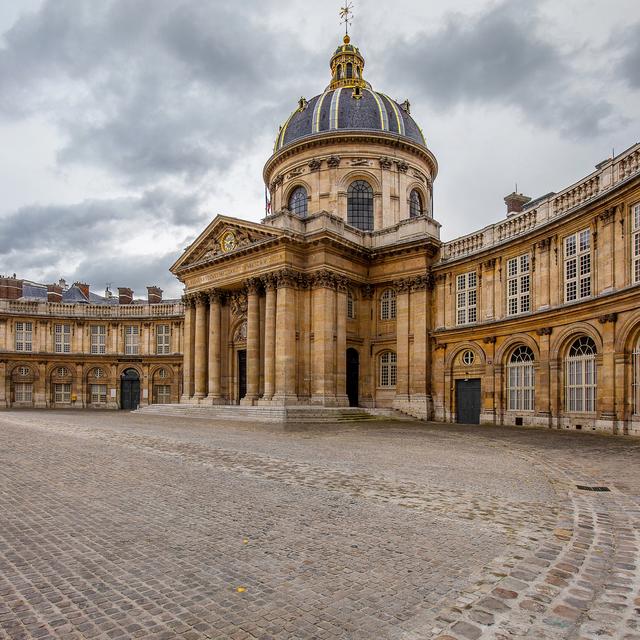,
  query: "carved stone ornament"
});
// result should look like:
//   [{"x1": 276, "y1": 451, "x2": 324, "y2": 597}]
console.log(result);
[
  {"x1": 598, "y1": 206, "x2": 617, "y2": 225},
  {"x1": 327, "y1": 155, "x2": 341, "y2": 168},
  {"x1": 483, "y1": 336, "x2": 497, "y2": 344},
  {"x1": 351, "y1": 158, "x2": 372, "y2": 167},
  {"x1": 395, "y1": 161, "x2": 409, "y2": 174},
  {"x1": 335, "y1": 275, "x2": 350, "y2": 292},
  {"x1": 234, "y1": 320, "x2": 247, "y2": 343},
  {"x1": 208, "y1": 289, "x2": 222, "y2": 304},
  {"x1": 360, "y1": 284, "x2": 374, "y2": 299},
  {"x1": 275, "y1": 267, "x2": 299, "y2": 288},
  {"x1": 598, "y1": 313, "x2": 618, "y2": 324},
  {"x1": 261, "y1": 273, "x2": 278, "y2": 291},
  {"x1": 308, "y1": 158, "x2": 322, "y2": 172},
  {"x1": 393, "y1": 278, "x2": 412, "y2": 293},
  {"x1": 230, "y1": 291, "x2": 248, "y2": 317},
  {"x1": 536, "y1": 237, "x2": 552, "y2": 251},
  {"x1": 288, "y1": 167, "x2": 303, "y2": 178},
  {"x1": 410, "y1": 275, "x2": 430, "y2": 291},
  {"x1": 245, "y1": 277, "x2": 262, "y2": 295},
  {"x1": 412, "y1": 170, "x2": 426, "y2": 183},
  {"x1": 194, "y1": 292, "x2": 208, "y2": 306},
  {"x1": 483, "y1": 258, "x2": 496, "y2": 270},
  {"x1": 274, "y1": 174, "x2": 284, "y2": 187},
  {"x1": 536, "y1": 327, "x2": 553, "y2": 336},
  {"x1": 312, "y1": 269, "x2": 337, "y2": 289},
  {"x1": 379, "y1": 156, "x2": 393, "y2": 170}
]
